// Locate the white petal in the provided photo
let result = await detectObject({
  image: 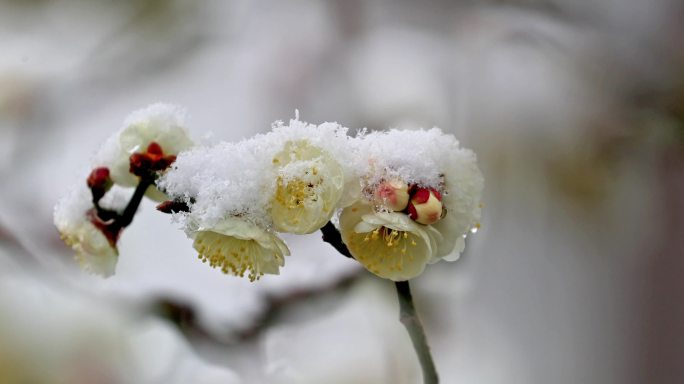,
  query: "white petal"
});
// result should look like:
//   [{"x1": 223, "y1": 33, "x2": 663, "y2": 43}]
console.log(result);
[
  {"x1": 194, "y1": 217, "x2": 289, "y2": 280},
  {"x1": 271, "y1": 140, "x2": 345, "y2": 234},
  {"x1": 340, "y1": 203, "x2": 432, "y2": 281}
]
